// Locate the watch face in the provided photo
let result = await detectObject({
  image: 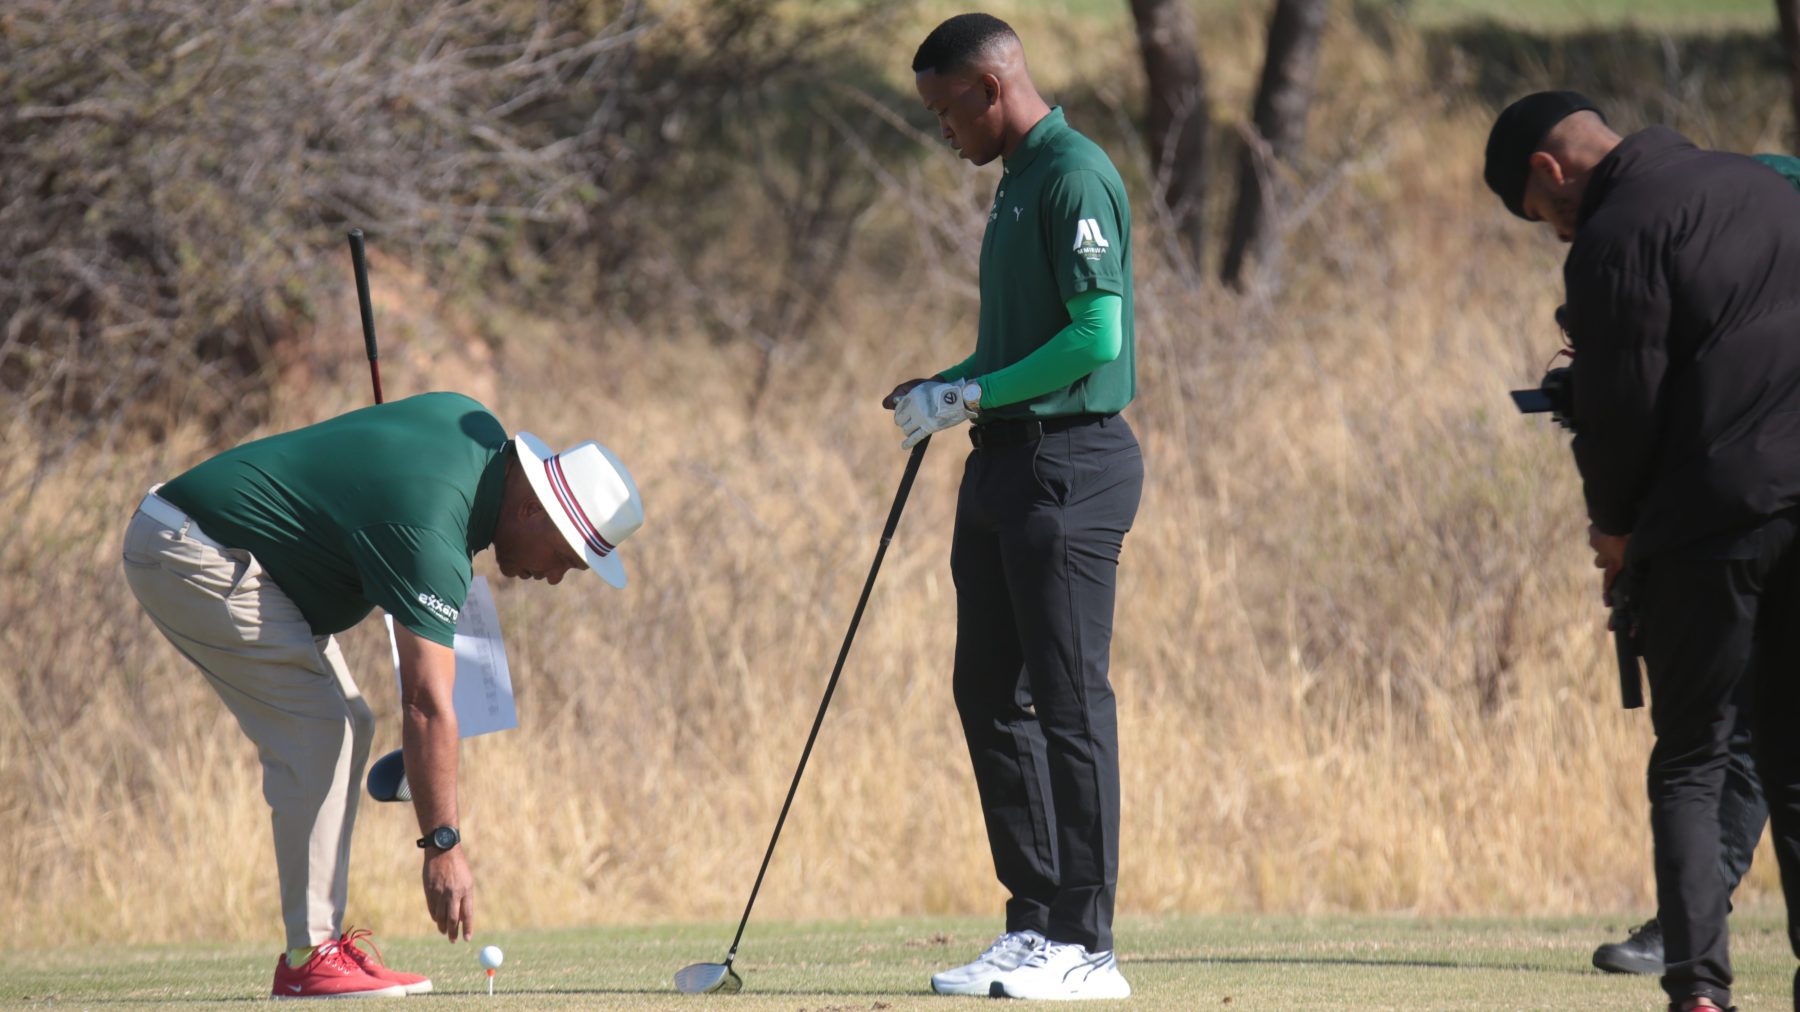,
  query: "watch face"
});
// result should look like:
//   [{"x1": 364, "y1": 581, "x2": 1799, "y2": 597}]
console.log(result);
[{"x1": 431, "y1": 826, "x2": 459, "y2": 850}]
